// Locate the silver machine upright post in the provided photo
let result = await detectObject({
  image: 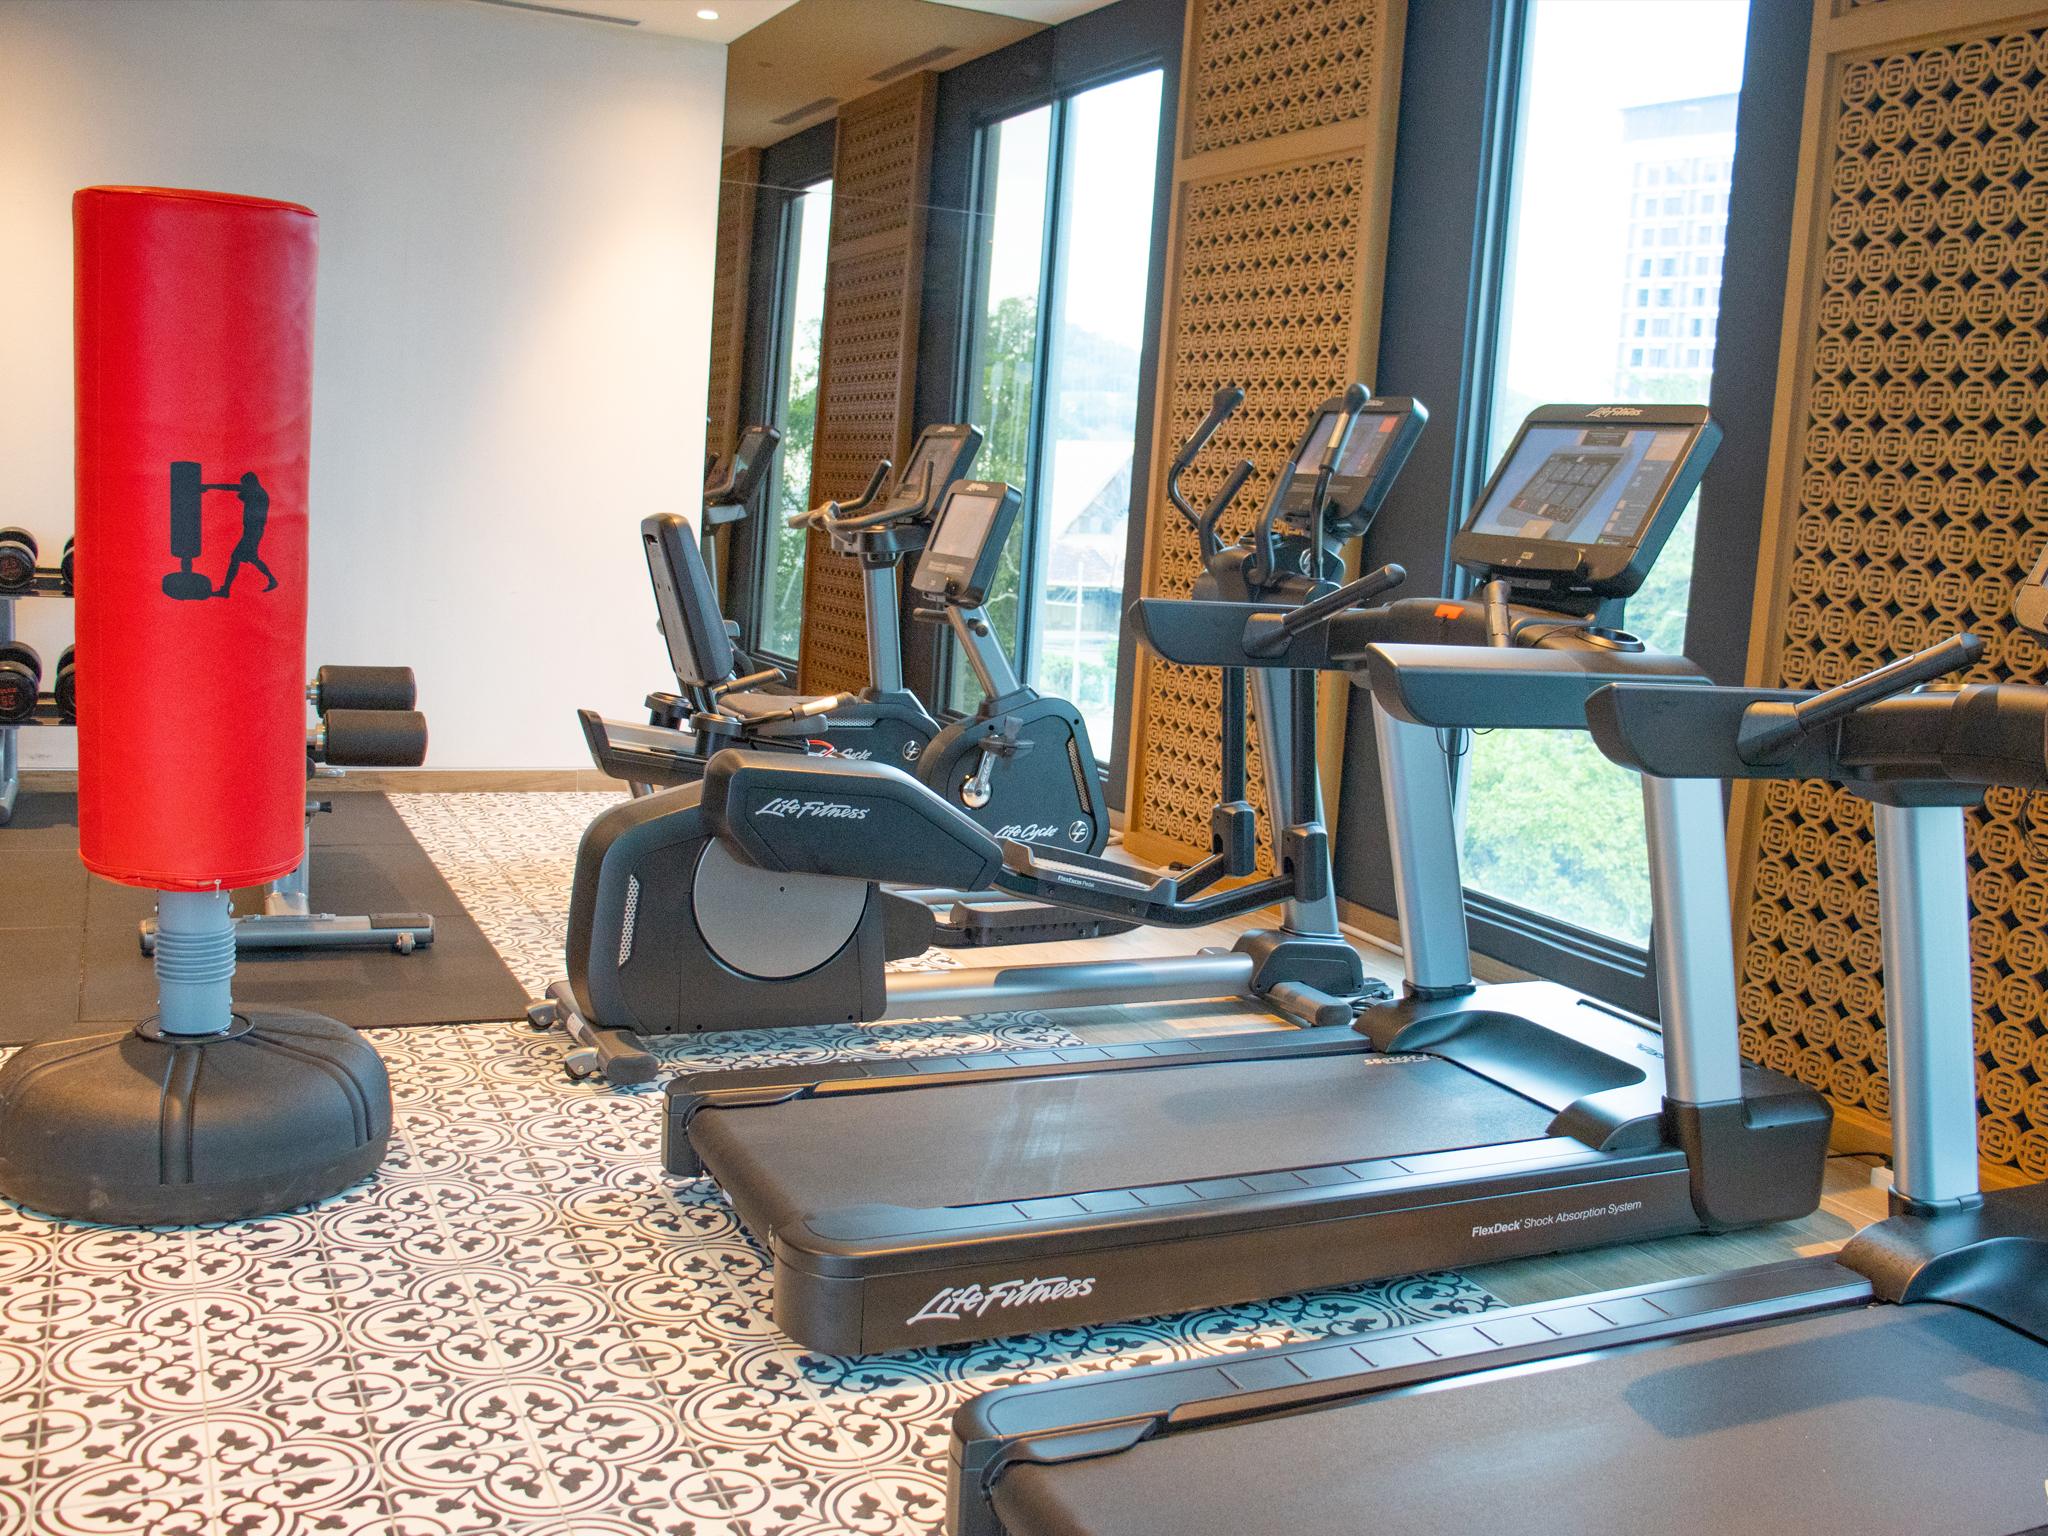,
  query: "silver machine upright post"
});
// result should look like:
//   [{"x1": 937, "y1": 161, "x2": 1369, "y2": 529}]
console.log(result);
[
  {"x1": 1872, "y1": 801, "x2": 1982, "y2": 1209},
  {"x1": 946, "y1": 605, "x2": 1021, "y2": 700},
  {"x1": 863, "y1": 564, "x2": 904, "y2": 693},
  {"x1": 1370, "y1": 701, "x2": 1473, "y2": 994},
  {"x1": 1640, "y1": 774, "x2": 1743, "y2": 1105}
]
